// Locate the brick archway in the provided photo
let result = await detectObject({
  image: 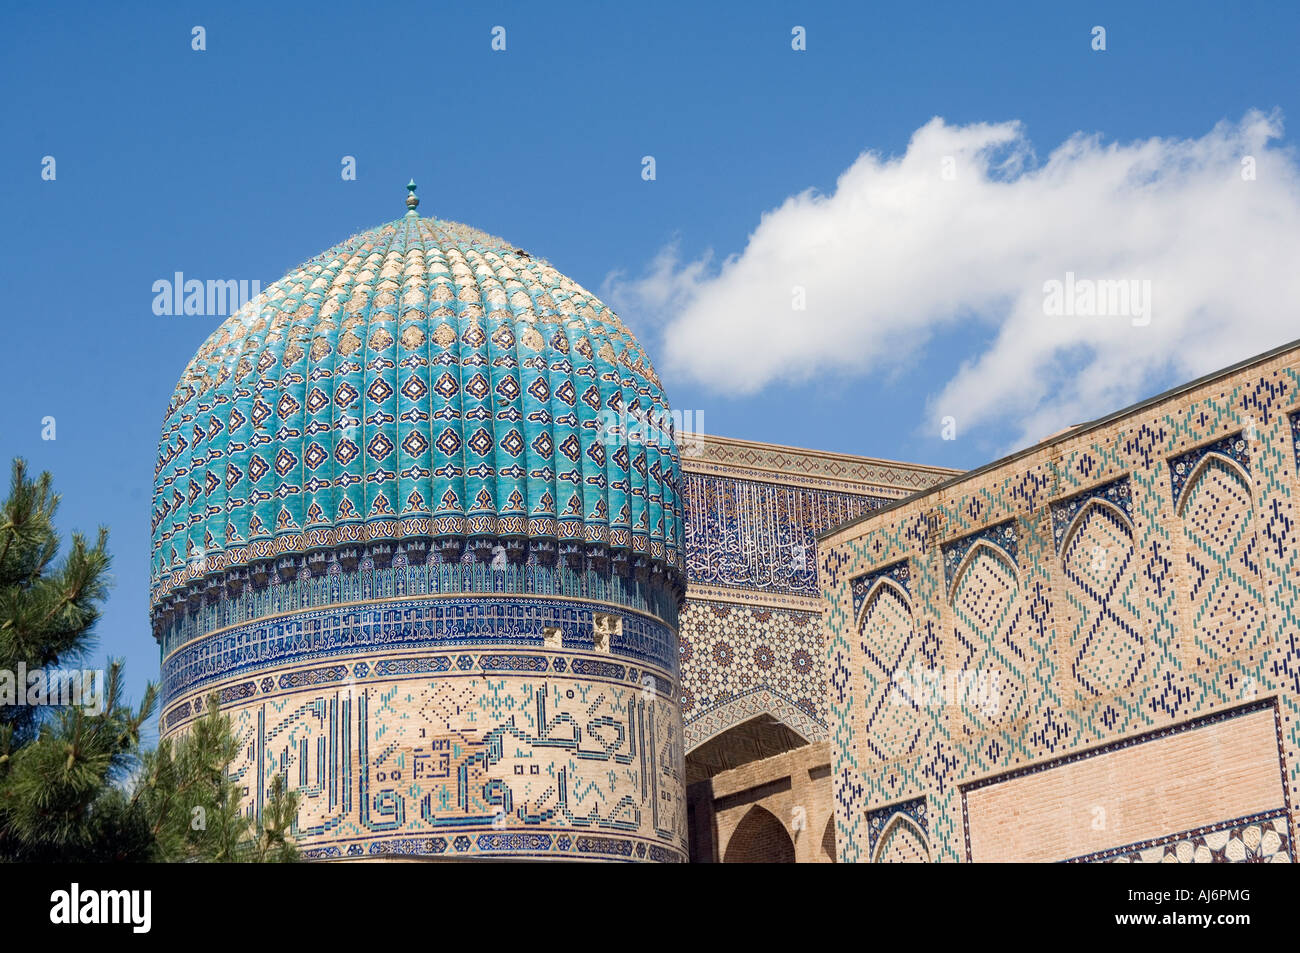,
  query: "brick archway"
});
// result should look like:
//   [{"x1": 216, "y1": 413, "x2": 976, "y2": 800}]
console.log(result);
[
  {"x1": 684, "y1": 722, "x2": 834, "y2": 863},
  {"x1": 723, "y1": 805, "x2": 795, "y2": 863}
]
